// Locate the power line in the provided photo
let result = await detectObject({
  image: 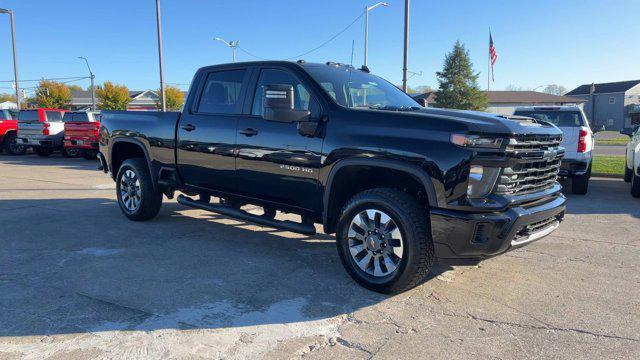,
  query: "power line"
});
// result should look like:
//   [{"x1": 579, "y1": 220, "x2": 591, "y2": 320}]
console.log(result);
[
  {"x1": 237, "y1": 10, "x2": 365, "y2": 61},
  {"x1": 0, "y1": 76, "x2": 89, "y2": 83}
]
